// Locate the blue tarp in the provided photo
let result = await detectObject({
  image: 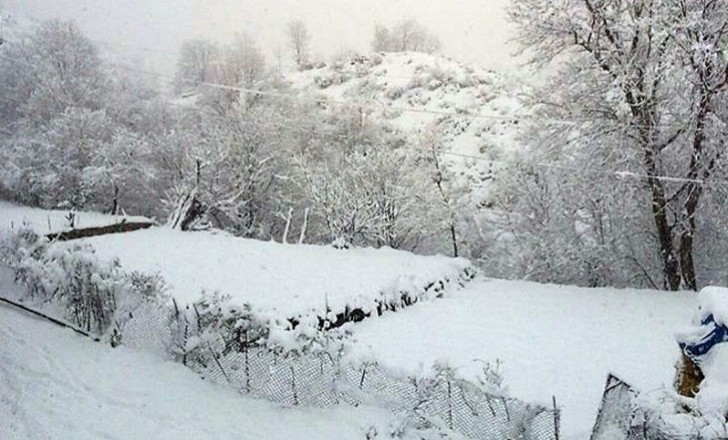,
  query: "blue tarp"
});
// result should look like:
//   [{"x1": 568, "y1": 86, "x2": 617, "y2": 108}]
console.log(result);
[{"x1": 679, "y1": 314, "x2": 728, "y2": 360}]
